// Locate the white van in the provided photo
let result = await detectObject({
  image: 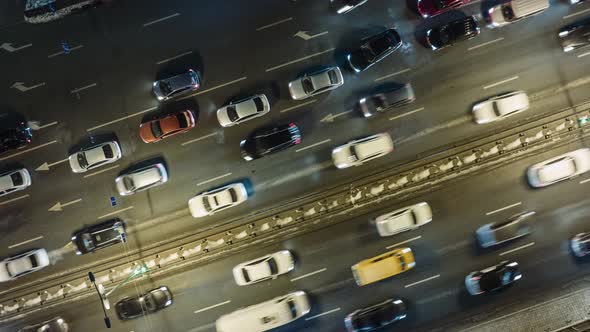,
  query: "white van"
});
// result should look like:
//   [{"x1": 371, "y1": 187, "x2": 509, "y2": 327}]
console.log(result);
[
  {"x1": 0, "y1": 168, "x2": 31, "y2": 197},
  {"x1": 487, "y1": 0, "x2": 549, "y2": 28},
  {"x1": 216, "y1": 291, "x2": 310, "y2": 332}
]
